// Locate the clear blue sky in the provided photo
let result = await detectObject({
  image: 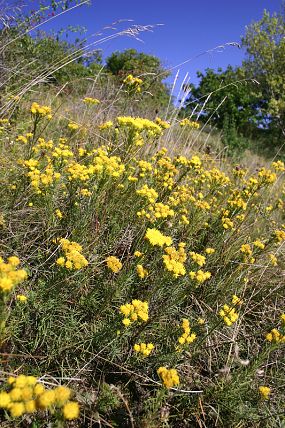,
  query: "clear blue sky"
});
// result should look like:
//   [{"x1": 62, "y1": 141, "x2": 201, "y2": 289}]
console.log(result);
[{"x1": 18, "y1": 0, "x2": 284, "y2": 94}]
